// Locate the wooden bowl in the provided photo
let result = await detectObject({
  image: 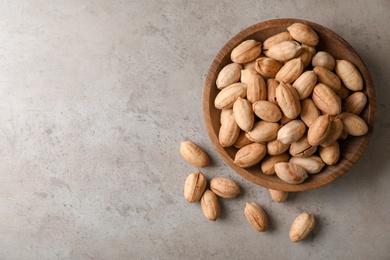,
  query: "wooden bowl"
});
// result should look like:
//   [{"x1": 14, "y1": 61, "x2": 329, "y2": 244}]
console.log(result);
[{"x1": 202, "y1": 18, "x2": 376, "y2": 192}]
